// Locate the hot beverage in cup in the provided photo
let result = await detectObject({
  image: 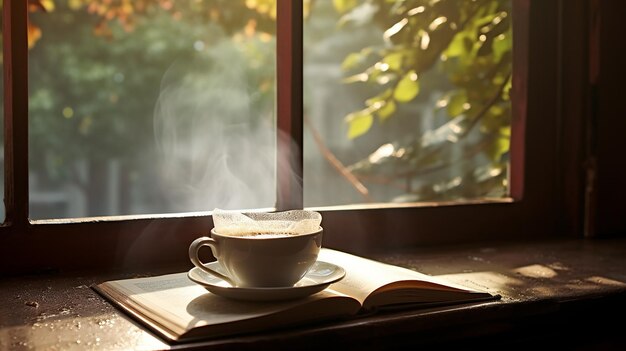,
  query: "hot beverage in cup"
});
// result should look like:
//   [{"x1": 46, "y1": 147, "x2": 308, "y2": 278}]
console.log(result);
[
  {"x1": 230, "y1": 232, "x2": 293, "y2": 239},
  {"x1": 189, "y1": 227, "x2": 323, "y2": 288}
]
